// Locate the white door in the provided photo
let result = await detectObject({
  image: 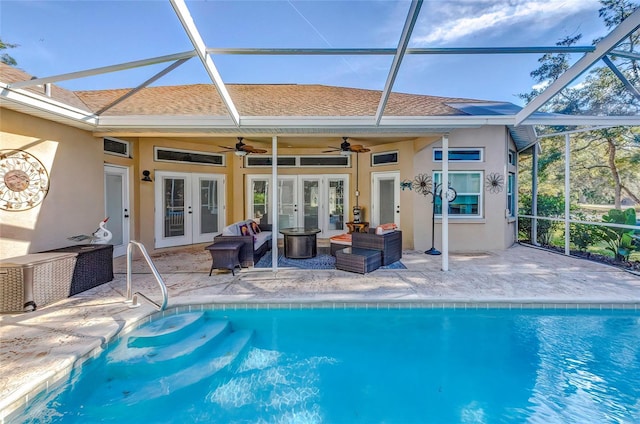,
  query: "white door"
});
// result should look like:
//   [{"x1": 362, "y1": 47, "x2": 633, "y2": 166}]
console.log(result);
[
  {"x1": 155, "y1": 171, "x2": 225, "y2": 248},
  {"x1": 371, "y1": 171, "x2": 400, "y2": 228},
  {"x1": 247, "y1": 174, "x2": 348, "y2": 237},
  {"x1": 104, "y1": 165, "x2": 130, "y2": 257}
]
